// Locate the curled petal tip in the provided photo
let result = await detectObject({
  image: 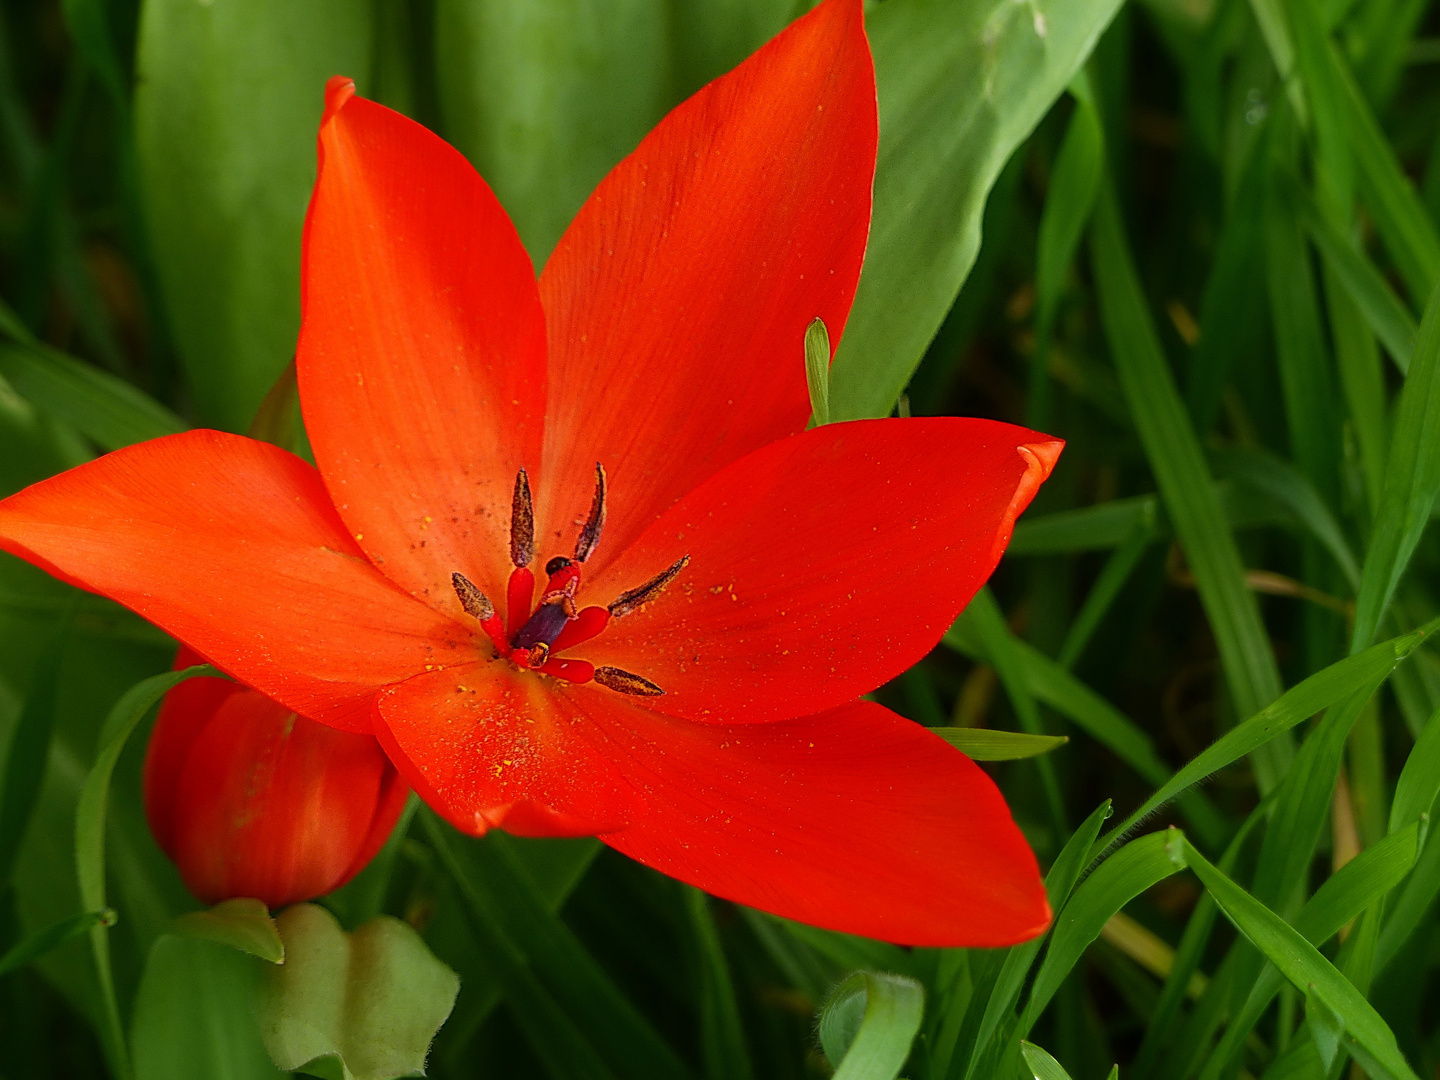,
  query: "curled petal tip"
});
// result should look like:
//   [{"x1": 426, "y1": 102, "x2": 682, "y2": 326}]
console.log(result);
[
  {"x1": 991, "y1": 438, "x2": 1065, "y2": 563},
  {"x1": 321, "y1": 76, "x2": 356, "y2": 129}
]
